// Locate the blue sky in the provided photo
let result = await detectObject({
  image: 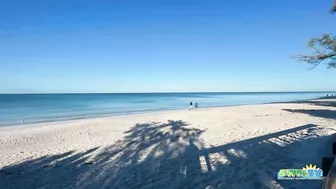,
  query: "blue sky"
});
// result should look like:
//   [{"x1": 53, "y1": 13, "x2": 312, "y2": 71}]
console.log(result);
[{"x1": 1, "y1": 0, "x2": 335, "y2": 93}]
